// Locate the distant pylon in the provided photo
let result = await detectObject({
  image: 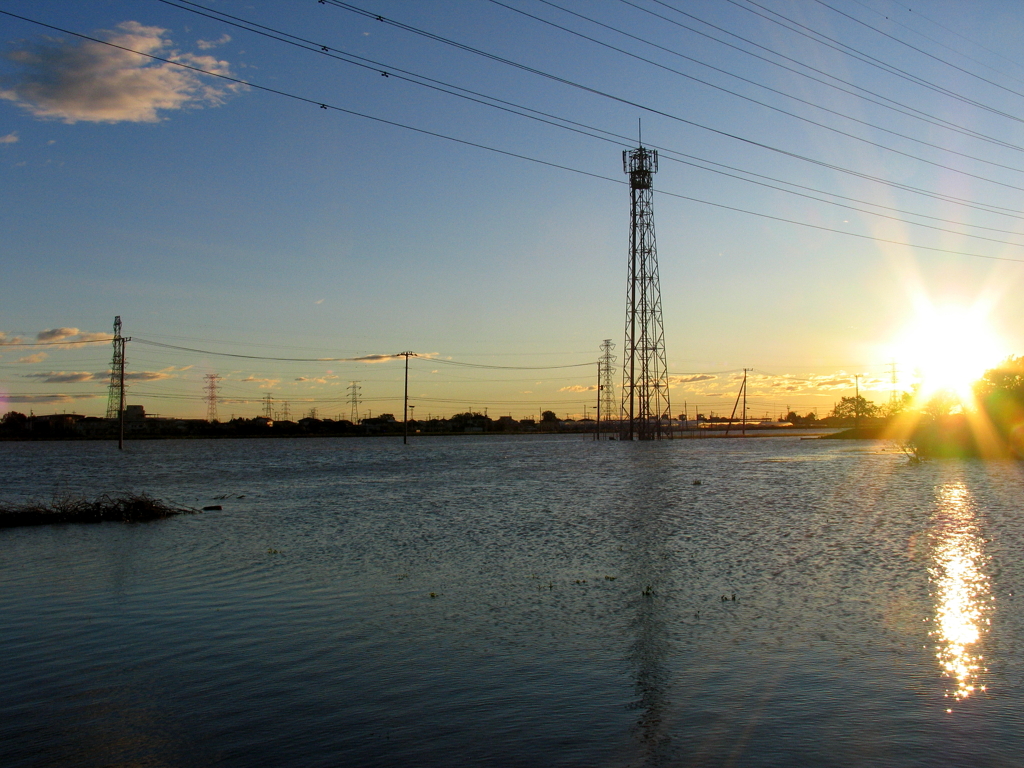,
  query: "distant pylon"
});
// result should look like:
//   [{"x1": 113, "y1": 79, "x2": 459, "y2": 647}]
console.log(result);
[
  {"x1": 348, "y1": 381, "x2": 361, "y2": 422},
  {"x1": 281, "y1": 401, "x2": 291, "y2": 421},
  {"x1": 205, "y1": 374, "x2": 220, "y2": 422},
  {"x1": 263, "y1": 393, "x2": 274, "y2": 419},
  {"x1": 599, "y1": 339, "x2": 616, "y2": 434},
  {"x1": 621, "y1": 140, "x2": 671, "y2": 440},
  {"x1": 105, "y1": 316, "x2": 123, "y2": 419}
]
